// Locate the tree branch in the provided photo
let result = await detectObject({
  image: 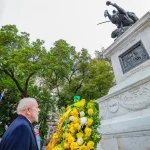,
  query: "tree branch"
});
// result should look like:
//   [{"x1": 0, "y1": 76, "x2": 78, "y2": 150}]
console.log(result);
[
  {"x1": 64, "y1": 69, "x2": 76, "y2": 85},
  {"x1": 74, "y1": 69, "x2": 85, "y2": 94},
  {"x1": 3, "y1": 70, "x2": 25, "y2": 97},
  {"x1": 74, "y1": 79, "x2": 83, "y2": 94},
  {"x1": 24, "y1": 72, "x2": 35, "y2": 97}
]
